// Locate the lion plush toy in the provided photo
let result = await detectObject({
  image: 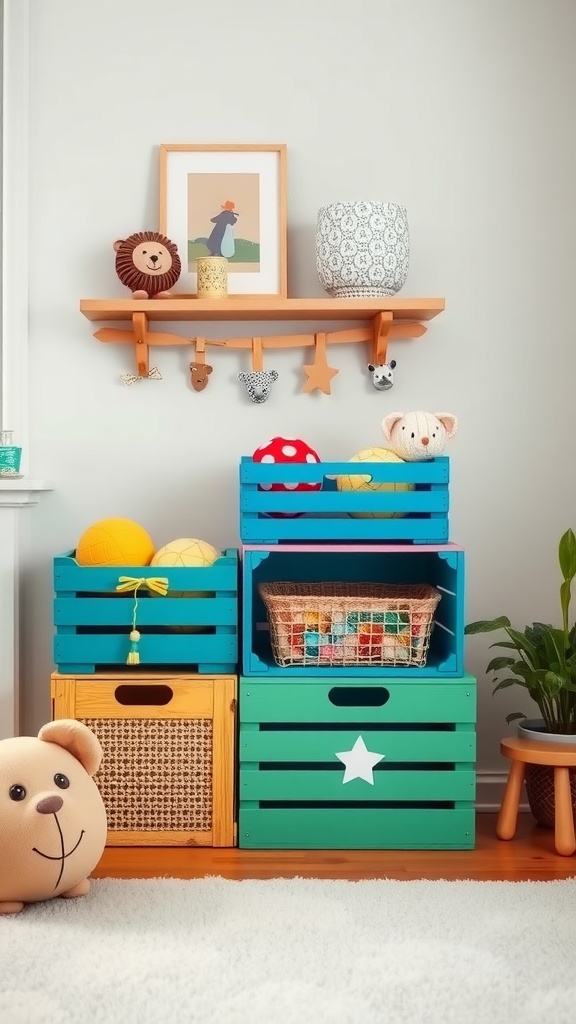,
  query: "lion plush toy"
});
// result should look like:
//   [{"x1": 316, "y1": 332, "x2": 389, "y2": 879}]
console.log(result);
[
  {"x1": 0, "y1": 720, "x2": 107, "y2": 915},
  {"x1": 114, "y1": 230, "x2": 182, "y2": 298}
]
